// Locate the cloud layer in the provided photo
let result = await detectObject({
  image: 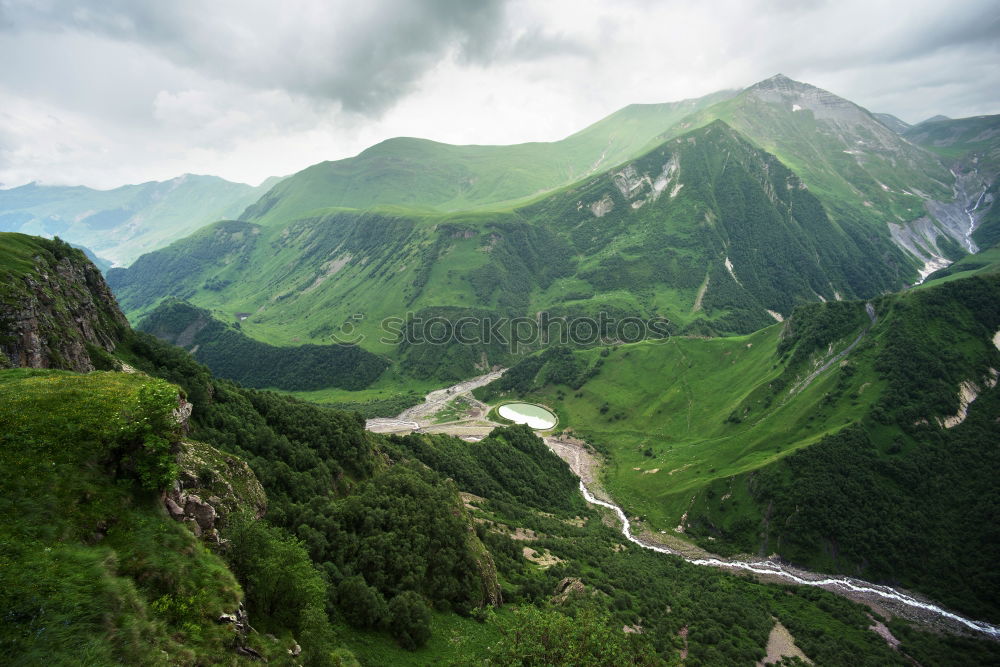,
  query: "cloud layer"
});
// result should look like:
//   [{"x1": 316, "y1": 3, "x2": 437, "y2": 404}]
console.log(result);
[{"x1": 1, "y1": 0, "x2": 998, "y2": 188}]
